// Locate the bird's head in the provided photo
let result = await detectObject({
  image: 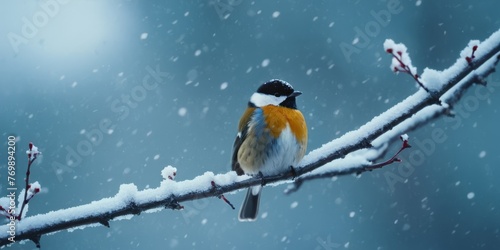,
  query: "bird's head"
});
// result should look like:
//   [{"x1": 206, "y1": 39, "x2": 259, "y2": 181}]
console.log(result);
[{"x1": 249, "y1": 79, "x2": 302, "y2": 109}]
